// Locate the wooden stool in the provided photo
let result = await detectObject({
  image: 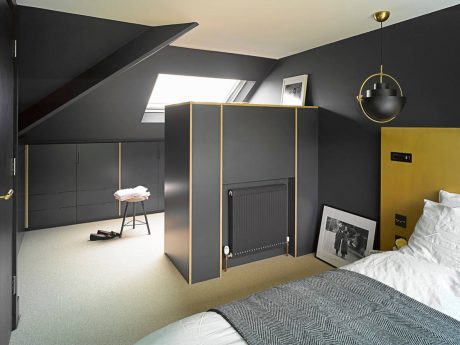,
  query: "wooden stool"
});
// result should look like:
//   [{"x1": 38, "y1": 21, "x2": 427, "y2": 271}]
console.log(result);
[{"x1": 119, "y1": 197, "x2": 151, "y2": 238}]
